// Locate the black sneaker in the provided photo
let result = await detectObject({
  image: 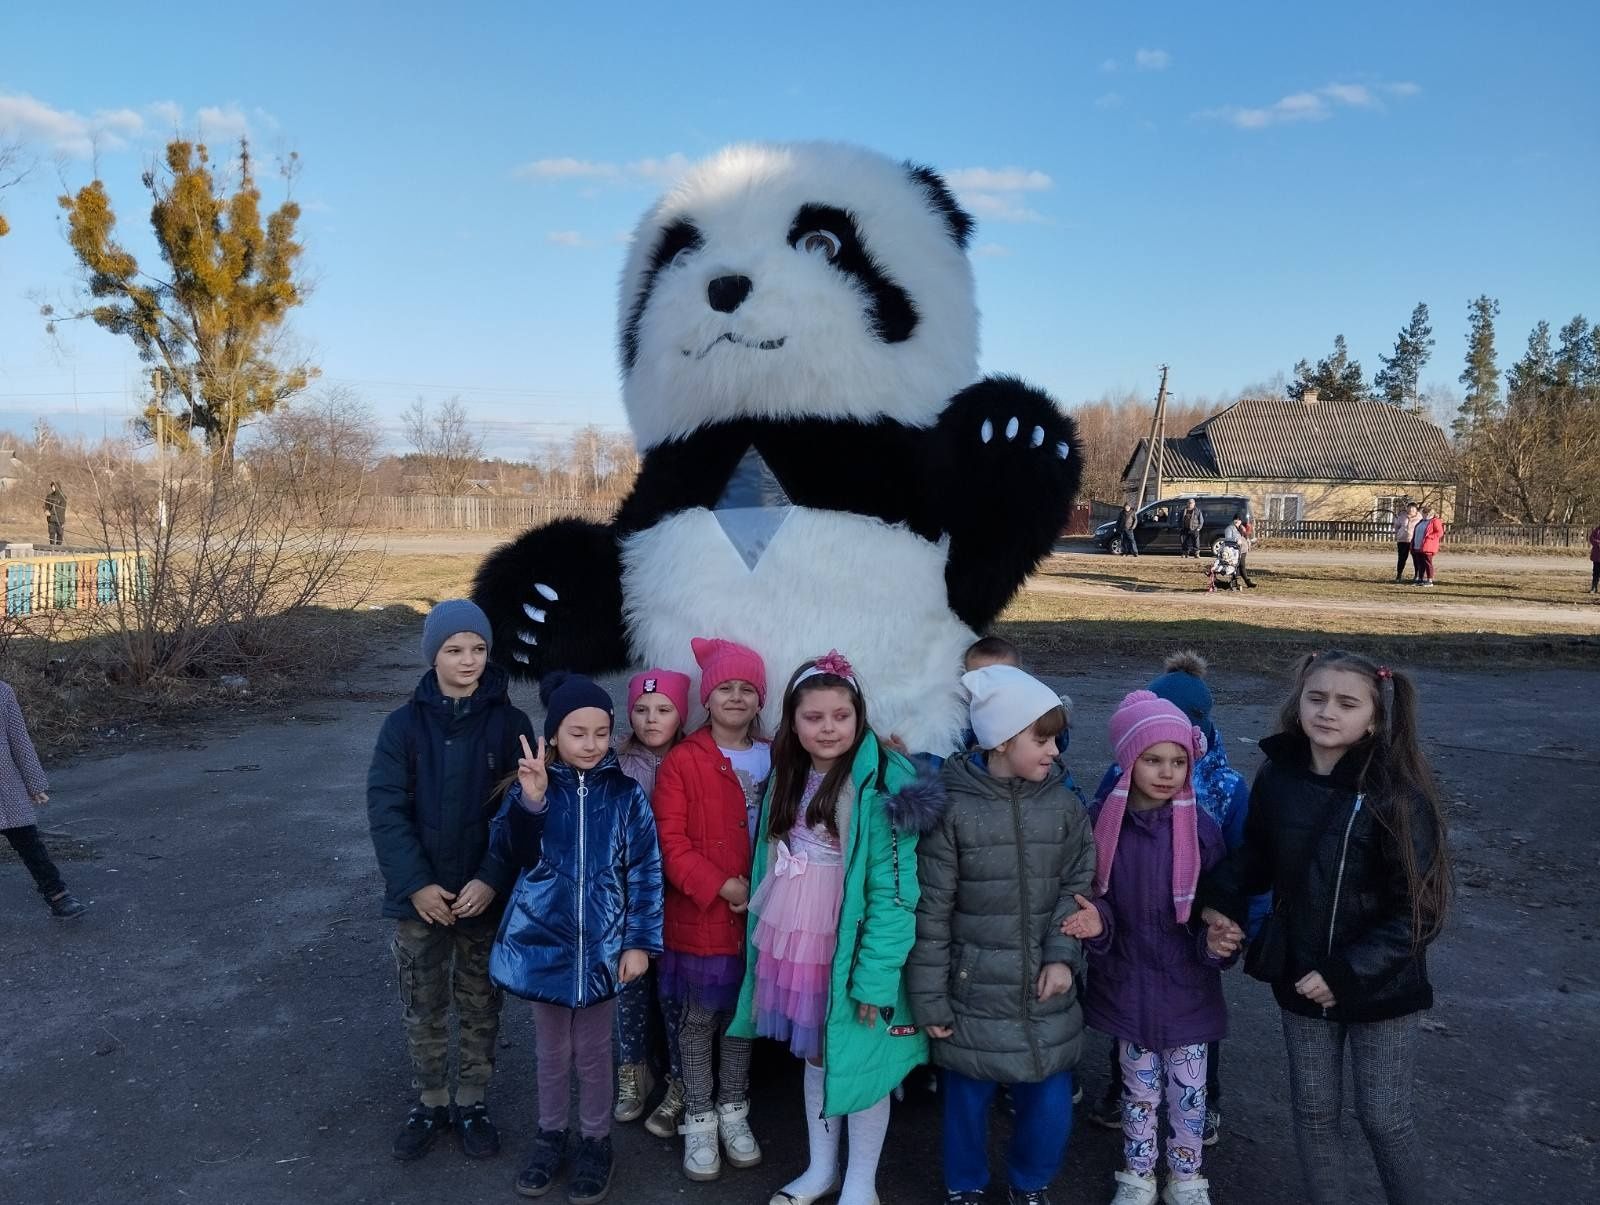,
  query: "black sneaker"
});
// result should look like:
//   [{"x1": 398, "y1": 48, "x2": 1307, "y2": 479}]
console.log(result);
[
  {"x1": 1088, "y1": 1091, "x2": 1123, "y2": 1130},
  {"x1": 1008, "y1": 1190, "x2": 1052, "y2": 1205},
  {"x1": 945, "y1": 1192, "x2": 988, "y2": 1204},
  {"x1": 567, "y1": 1134, "x2": 613, "y2": 1204},
  {"x1": 1202, "y1": 1108, "x2": 1221, "y2": 1147},
  {"x1": 516, "y1": 1128, "x2": 568, "y2": 1198},
  {"x1": 456, "y1": 1101, "x2": 500, "y2": 1158},
  {"x1": 48, "y1": 892, "x2": 87, "y2": 919},
  {"x1": 392, "y1": 1104, "x2": 451, "y2": 1162}
]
